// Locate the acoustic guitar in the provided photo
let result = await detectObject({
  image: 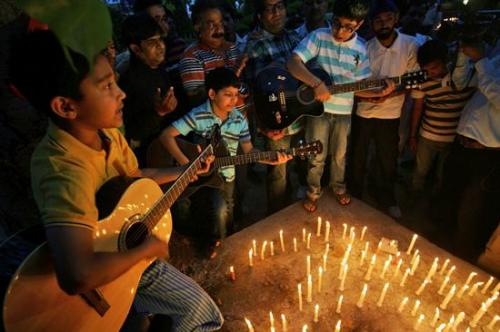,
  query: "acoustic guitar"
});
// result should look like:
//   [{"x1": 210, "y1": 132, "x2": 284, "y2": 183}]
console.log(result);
[
  {"x1": 1, "y1": 145, "x2": 213, "y2": 332},
  {"x1": 253, "y1": 67, "x2": 428, "y2": 130}
]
